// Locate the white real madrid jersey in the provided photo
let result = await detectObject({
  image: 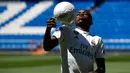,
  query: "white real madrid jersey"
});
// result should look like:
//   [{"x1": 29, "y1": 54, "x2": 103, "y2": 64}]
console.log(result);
[{"x1": 52, "y1": 25, "x2": 104, "y2": 73}]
